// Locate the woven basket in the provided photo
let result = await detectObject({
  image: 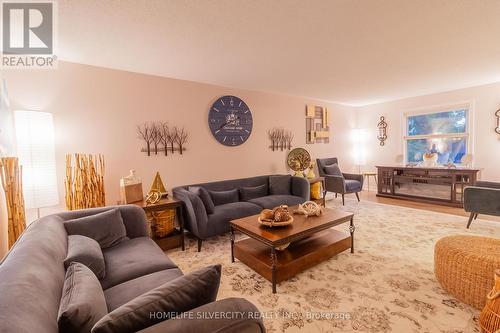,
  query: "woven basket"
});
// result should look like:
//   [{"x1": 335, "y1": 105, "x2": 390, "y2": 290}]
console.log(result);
[
  {"x1": 434, "y1": 235, "x2": 500, "y2": 309},
  {"x1": 480, "y1": 270, "x2": 500, "y2": 333},
  {"x1": 147, "y1": 209, "x2": 176, "y2": 238}
]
